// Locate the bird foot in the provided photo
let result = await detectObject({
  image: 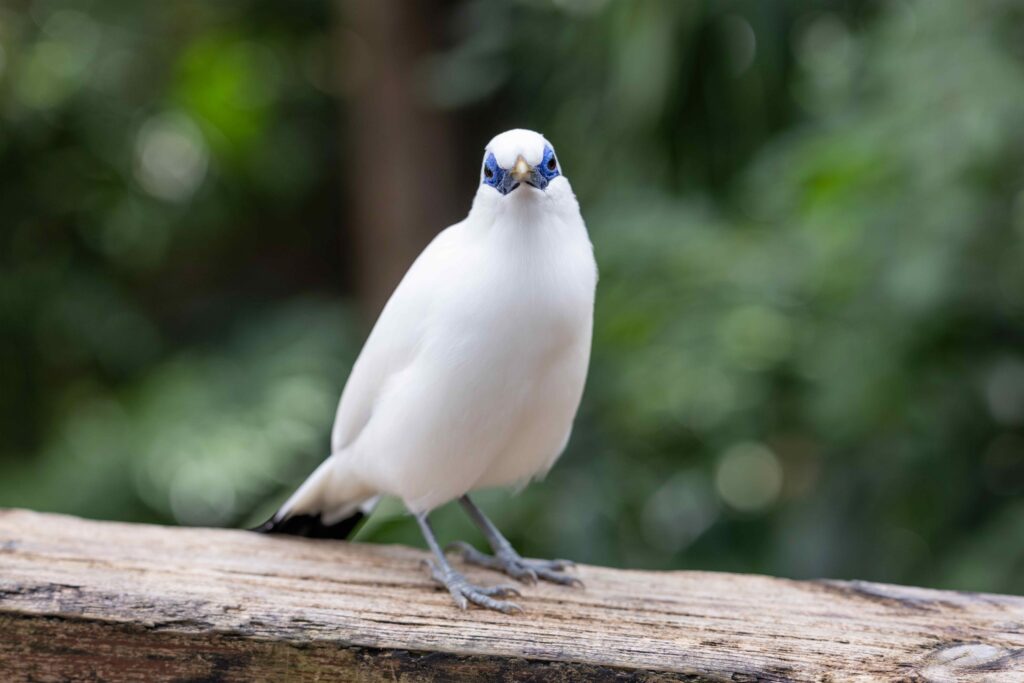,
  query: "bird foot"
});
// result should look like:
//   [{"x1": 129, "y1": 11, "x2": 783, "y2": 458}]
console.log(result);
[
  {"x1": 446, "y1": 541, "x2": 583, "y2": 587},
  {"x1": 421, "y1": 559, "x2": 522, "y2": 614}
]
